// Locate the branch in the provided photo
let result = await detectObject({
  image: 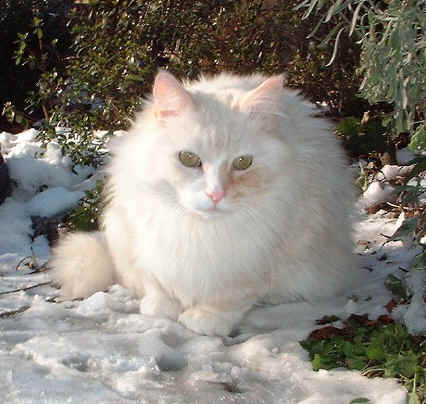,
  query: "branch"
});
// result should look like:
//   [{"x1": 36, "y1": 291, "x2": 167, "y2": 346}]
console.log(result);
[{"x1": 0, "y1": 281, "x2": 52, "y2": 296}]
